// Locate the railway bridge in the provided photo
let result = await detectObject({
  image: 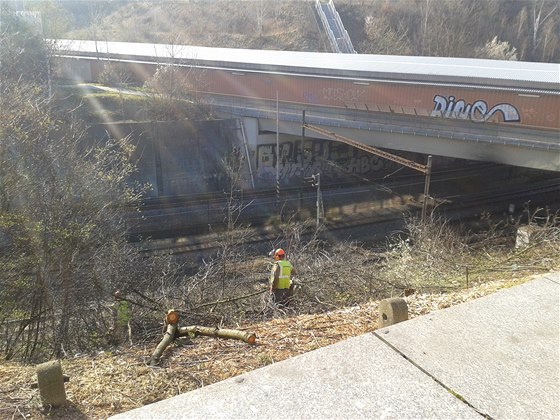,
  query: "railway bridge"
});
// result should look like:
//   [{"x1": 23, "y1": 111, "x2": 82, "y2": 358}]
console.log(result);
[{"x1": 54, "y1": 40, "x2": 560, "y2": 174}]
